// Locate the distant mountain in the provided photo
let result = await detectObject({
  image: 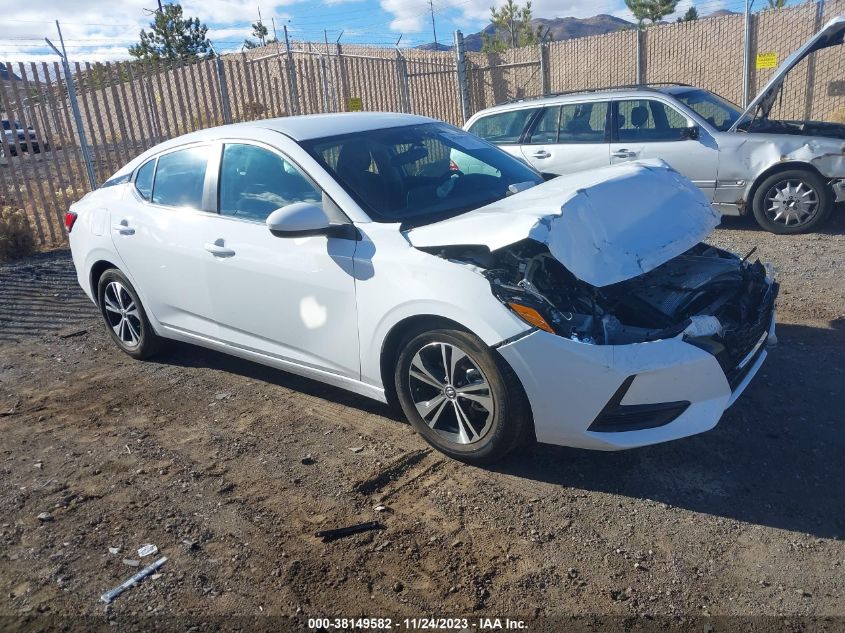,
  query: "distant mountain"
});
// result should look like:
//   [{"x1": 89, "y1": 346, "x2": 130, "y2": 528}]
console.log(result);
[
  {"x1": 0, "y1": 62, "x2": 21, "y2": 82},
  {"x1": 417, "y1": 10, "x2": 740, "y2": 52},
  {"x1": 414, "y1": 42, "x2": 452, "y2": 52}
]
